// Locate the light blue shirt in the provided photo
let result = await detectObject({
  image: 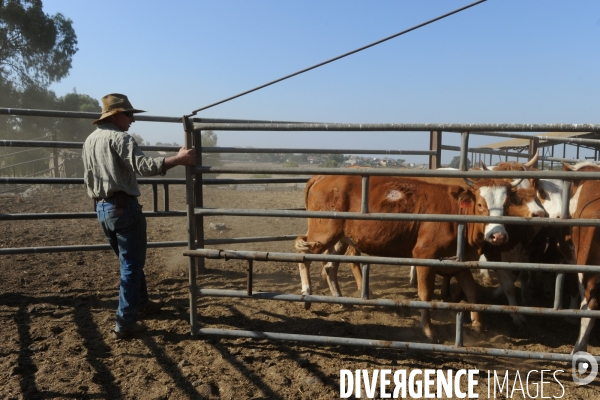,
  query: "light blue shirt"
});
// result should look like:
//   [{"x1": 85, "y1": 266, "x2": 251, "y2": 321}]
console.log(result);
[{"x1": 82, "y1": 122, "x2": 165, "y2": 198}]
